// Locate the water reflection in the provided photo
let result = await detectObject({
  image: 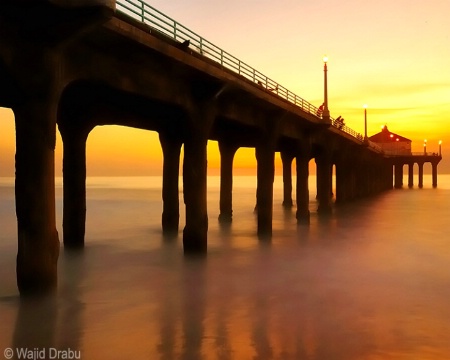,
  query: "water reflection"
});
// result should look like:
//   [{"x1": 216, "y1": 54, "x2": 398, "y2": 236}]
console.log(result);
[
  {"x1": 11, "y1": 250, "x2": 85, "y2": 357},
  {"x1": 3, "y1": 182, "x2": 450, "y2": 359},
  {"x1": 13, "y1": 295, "x2": 58, "y2": 352},
  {"x1": 181, "y1": 258, "x2": 206, "y2": 360},
  {"x1": 57, "y1": 250, "x2": 85, "y2": 352}
]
